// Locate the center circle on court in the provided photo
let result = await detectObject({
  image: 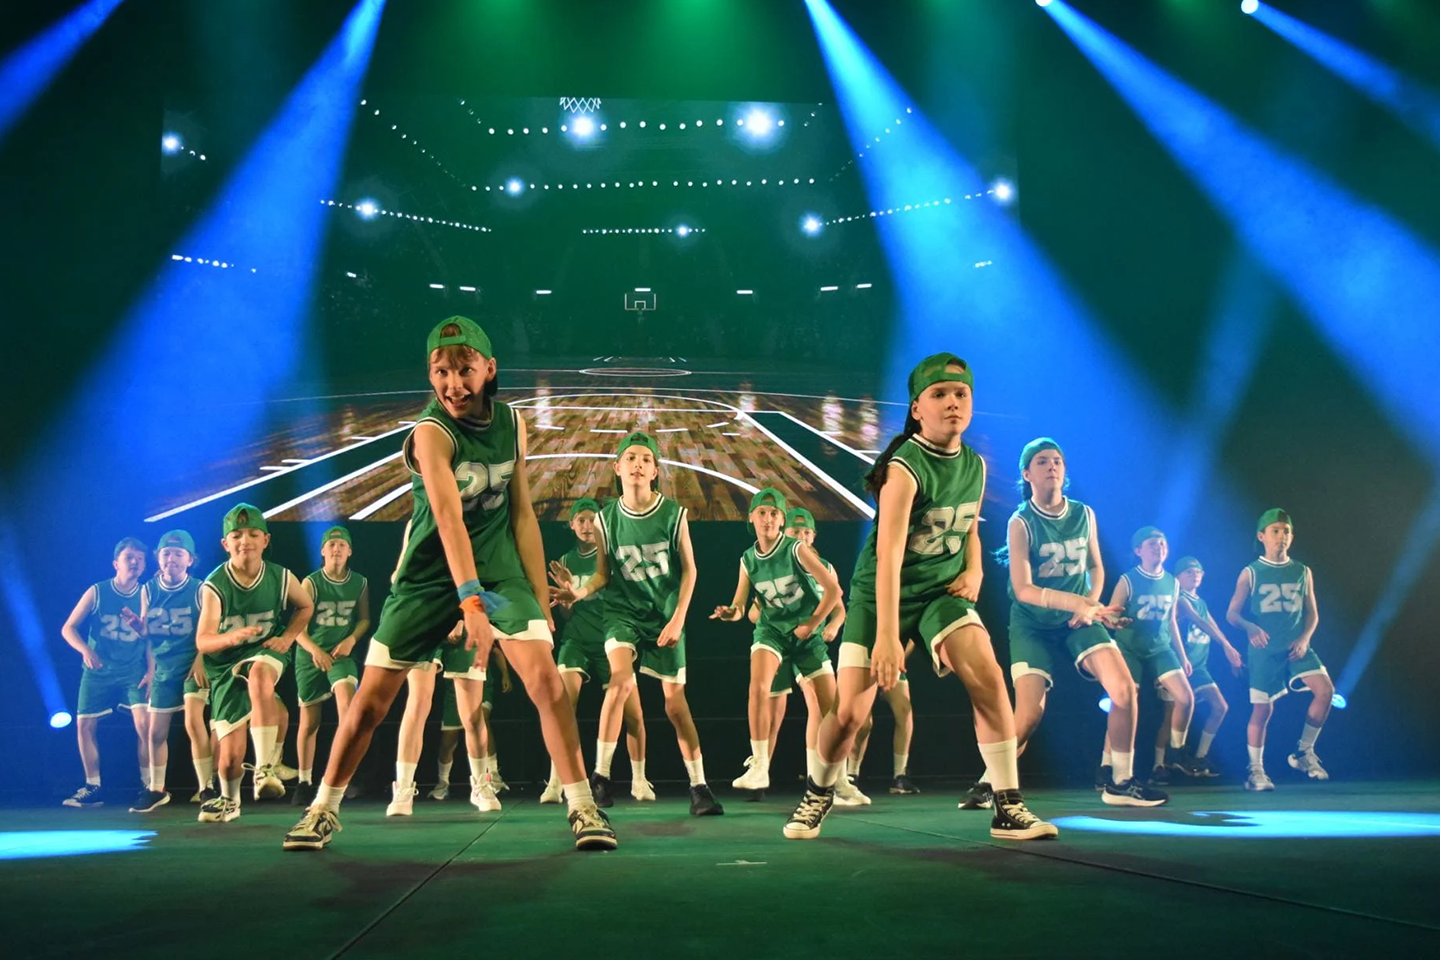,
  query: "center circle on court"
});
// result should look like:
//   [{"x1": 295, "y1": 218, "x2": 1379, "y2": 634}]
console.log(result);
[{"x1": 577, "y1": 367, "x2": 692, "y2": 378}]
